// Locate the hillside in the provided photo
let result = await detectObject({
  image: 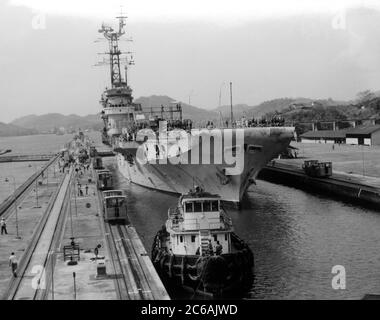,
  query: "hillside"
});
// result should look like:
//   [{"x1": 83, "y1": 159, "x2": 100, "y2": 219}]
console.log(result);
[
  {"x1": 8, "y1": 96, "x2": 219, "y2": 134},
  {"x1": 0, "y1": 122, "x2": 38, "y2": 137},
  {"x1": 135, "y1": 95, "x2": 218, "y2": 123},
  {"x1": 5, "y1": 92, "x2": 380, "y2": 137},
  {"x1": 213, "y1": 97, "x2": 349, "y2": 120},
  {"x1": 262, "y1": 94, "x2": 380, "y2": 135},
  {"x1": 11, "y1": 113, "x2": 103, "y2": 133},
  {"x1": 265, "y1": 97, "x2": 380, "y2": 123}
]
